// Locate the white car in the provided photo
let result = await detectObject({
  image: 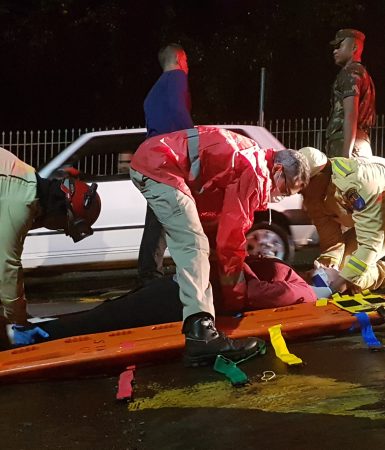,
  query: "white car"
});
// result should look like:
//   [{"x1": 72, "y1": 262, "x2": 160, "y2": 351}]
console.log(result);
[{"x1": 22, "y1": 126, "x2": 317, "y2": 270}]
